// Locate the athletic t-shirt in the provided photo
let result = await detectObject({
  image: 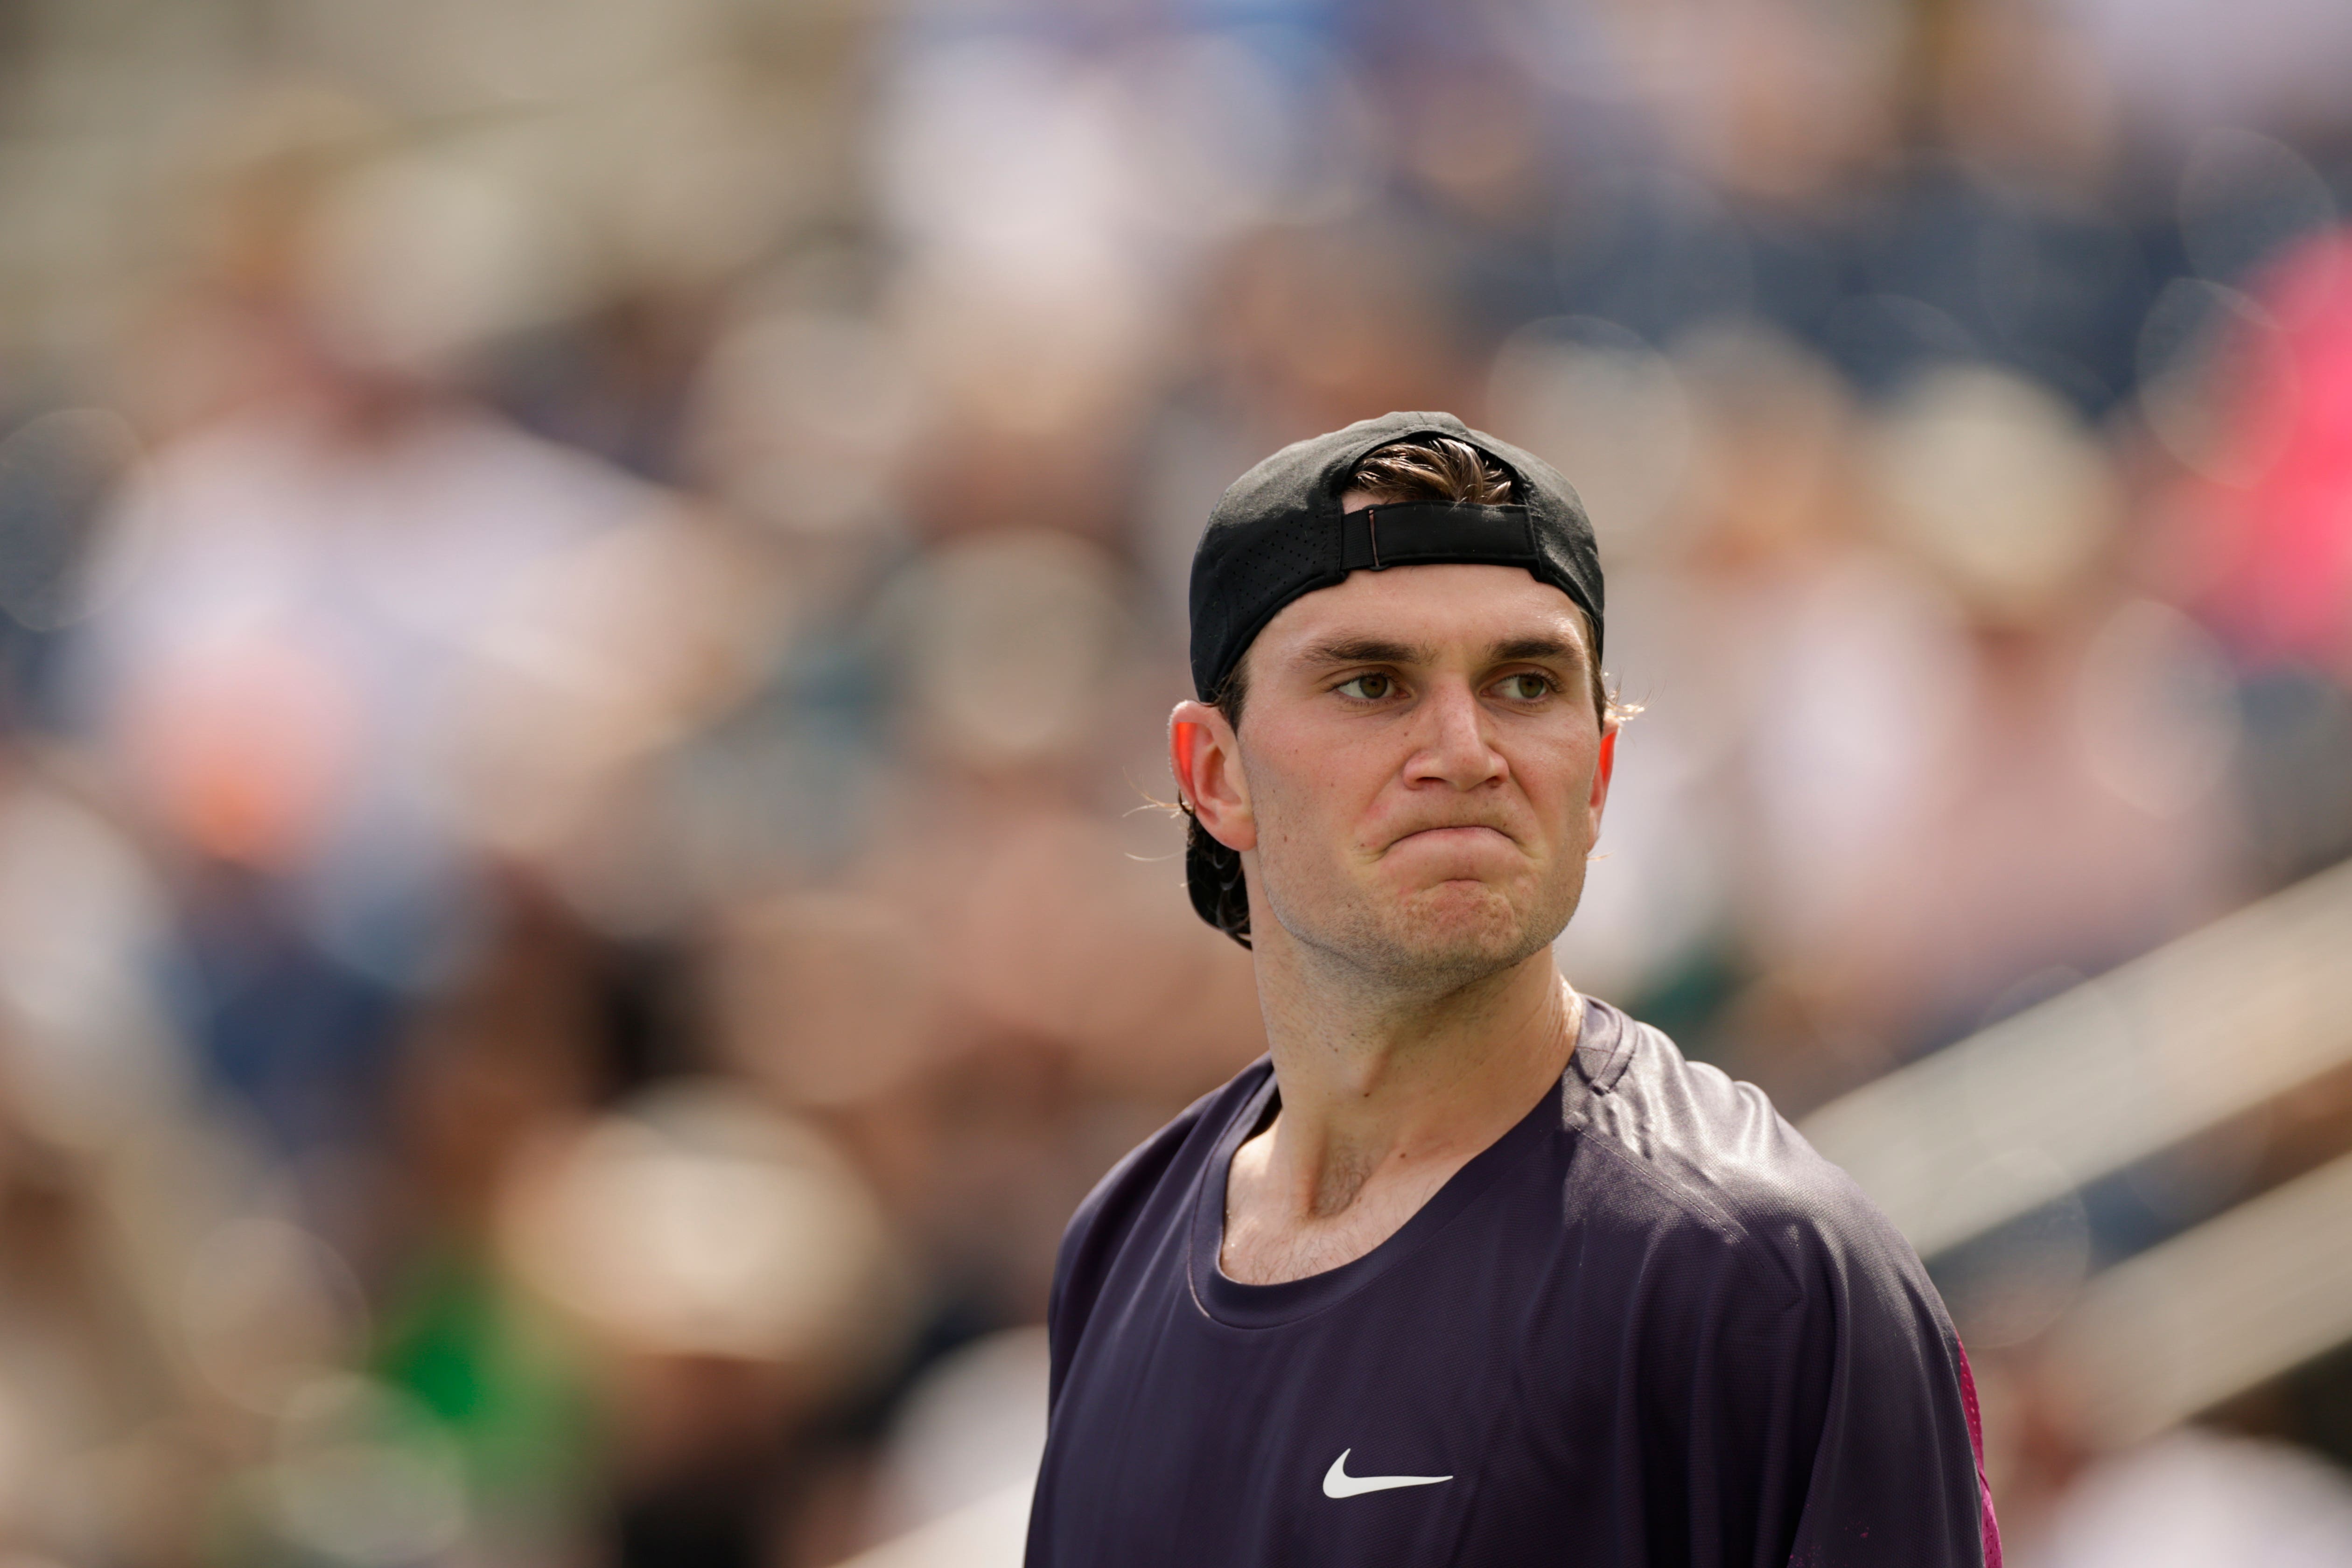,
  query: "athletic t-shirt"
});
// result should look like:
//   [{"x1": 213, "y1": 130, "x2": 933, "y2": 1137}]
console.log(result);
[{"x1": 1025, "y1": 1000, "x2": 2001, "y2": 1568}]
